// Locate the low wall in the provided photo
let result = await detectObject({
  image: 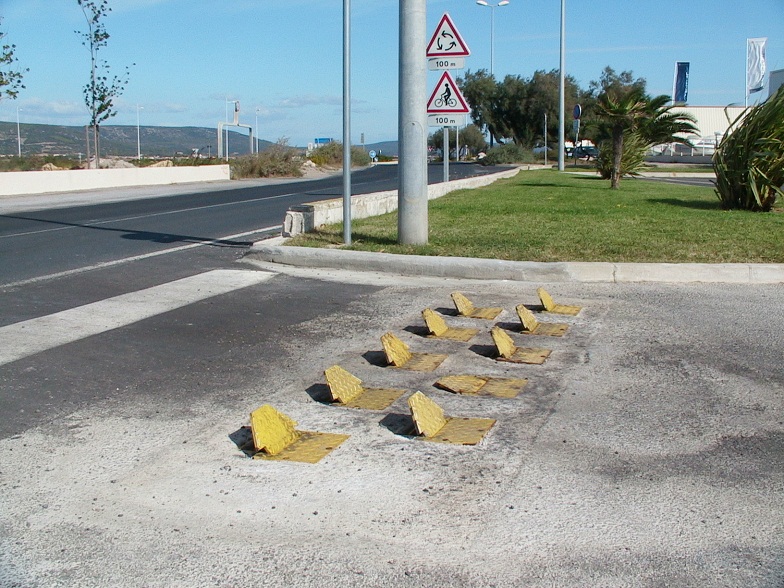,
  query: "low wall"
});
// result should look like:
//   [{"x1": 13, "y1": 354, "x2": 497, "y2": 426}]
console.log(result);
[
  {"x1": 0, "y1": 165, "x2": 231, "y2": 196},
  {"x1": 282, "y1": 165, "x2": 528, "y2": 236}
]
